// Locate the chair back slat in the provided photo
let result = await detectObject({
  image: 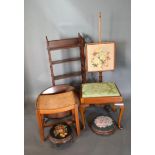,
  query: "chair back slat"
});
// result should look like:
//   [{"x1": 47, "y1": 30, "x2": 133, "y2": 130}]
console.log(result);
[
  {"x1": 52, "y1": 57, "x2": 81, "y2": 65},
  {"x1": 54, "y1": 71, "x2": 81, "y2": 80},
  {"x1": 47, "y1": 38, "x2": 80, "y2": 50},
  {"x1": 46, "y1": 33, "x2": 86, "y2": 86}
]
